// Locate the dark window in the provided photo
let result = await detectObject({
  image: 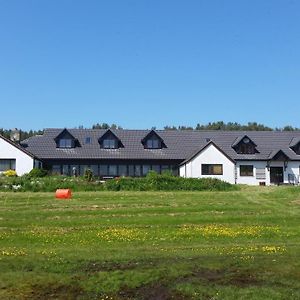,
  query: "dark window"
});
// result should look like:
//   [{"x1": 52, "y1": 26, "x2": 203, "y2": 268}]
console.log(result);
[
  {"x1": 108, "y1": 165, "x2": 117, "y2": 176},
  {"x1": 142, "y1": 165, "x2": 151, "y2": 176},
  {"x1": 128, "y1": 165, "x2": 134, "y2": 176},
  {"x1": 90, "y1": 165, "x2": 99, "y2": 176},
  {"x1": 103, "y1": 139, "x2": 117, "y2": 149},
  {"x1": 202, "y1": 164, "x2": 223, "y2": 175},
  {"x1": 85, "y1": 137, "x2": 92, "y2": 144},
  {"x1": 52, "y1": 165, "x2": 61, "y2": 175},
  {"x1": 0, "y1": 159, "x2": 16, "y2": 171},
  {"x1": 146, "y1": 138, "x2": 160, "y2": 149},
  {"x1": 161, "y1": 165, "x2": 170, "y2": 173},
  {"x1": 240, "y1": 165, "x2": 254, "y2": 176},
  {"x1": 118, "y1": 165, "x2": 127, "y2": 176},
  {"x1": 59, "y1": 139, "x2": 73, "y2": 148},
  {"x1": 99, "y1": 165, "x2": 108, "y2": 176},
  {"x1": 239, "y1": 144, "x2": 255, "y2": 154},
  {"x1": 62, "y1": 165, "x2": 69, "y2": 175},
  {"x1": 135, "y1": 165, "x2": 141, "y2": 176},
  {"x1": 152, "y1": 165, "x2": 160, "y2": 173}
]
